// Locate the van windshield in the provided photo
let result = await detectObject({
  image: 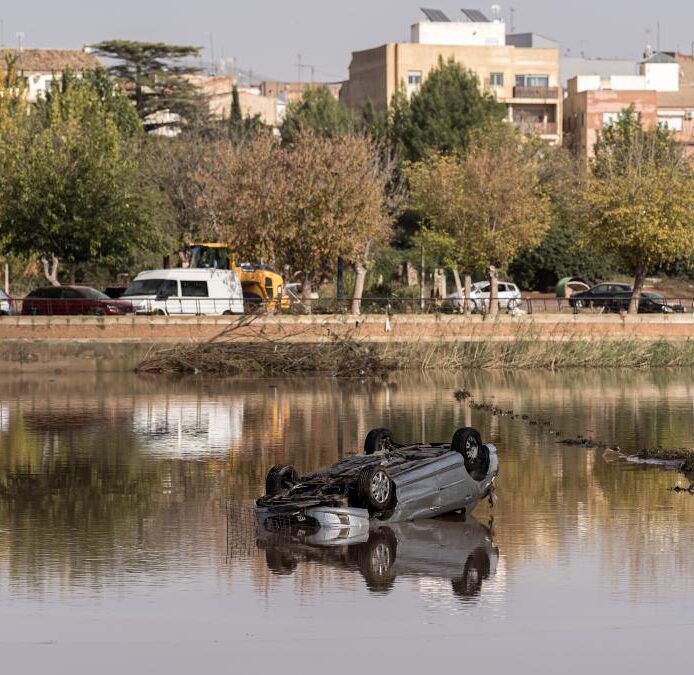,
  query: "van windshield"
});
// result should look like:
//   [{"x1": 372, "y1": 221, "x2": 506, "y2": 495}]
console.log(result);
[{"x1": 123, "y1": 279, "x2": 170, "y2": 297}]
